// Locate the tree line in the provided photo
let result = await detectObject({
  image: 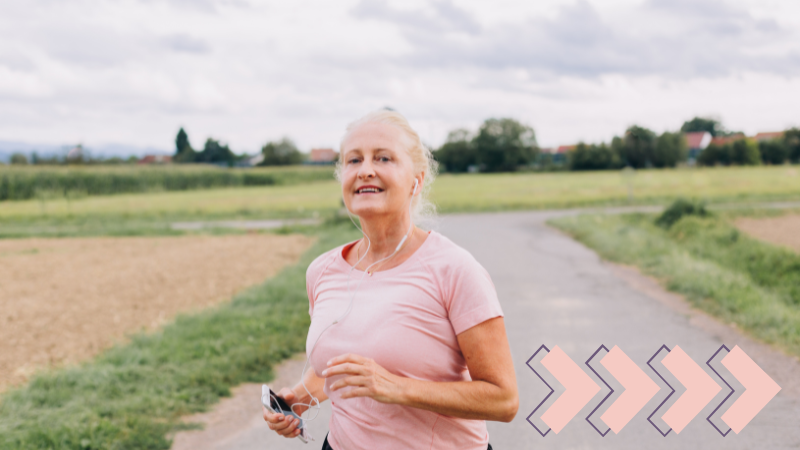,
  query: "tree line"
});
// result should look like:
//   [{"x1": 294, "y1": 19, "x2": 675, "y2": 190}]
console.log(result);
[
  {"x1": 434, "y1": 116, "x2": 800, "y2": 173},
  {"x1": 174, "y1": 128, "x2": 305, "y2": 166}
]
